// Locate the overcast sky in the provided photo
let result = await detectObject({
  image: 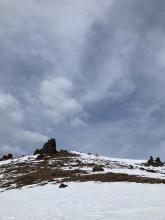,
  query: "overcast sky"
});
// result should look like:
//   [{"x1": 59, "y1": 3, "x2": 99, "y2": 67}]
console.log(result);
[{"x1": 0, "y1": 0, "x2": 165, "y2": 159}]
